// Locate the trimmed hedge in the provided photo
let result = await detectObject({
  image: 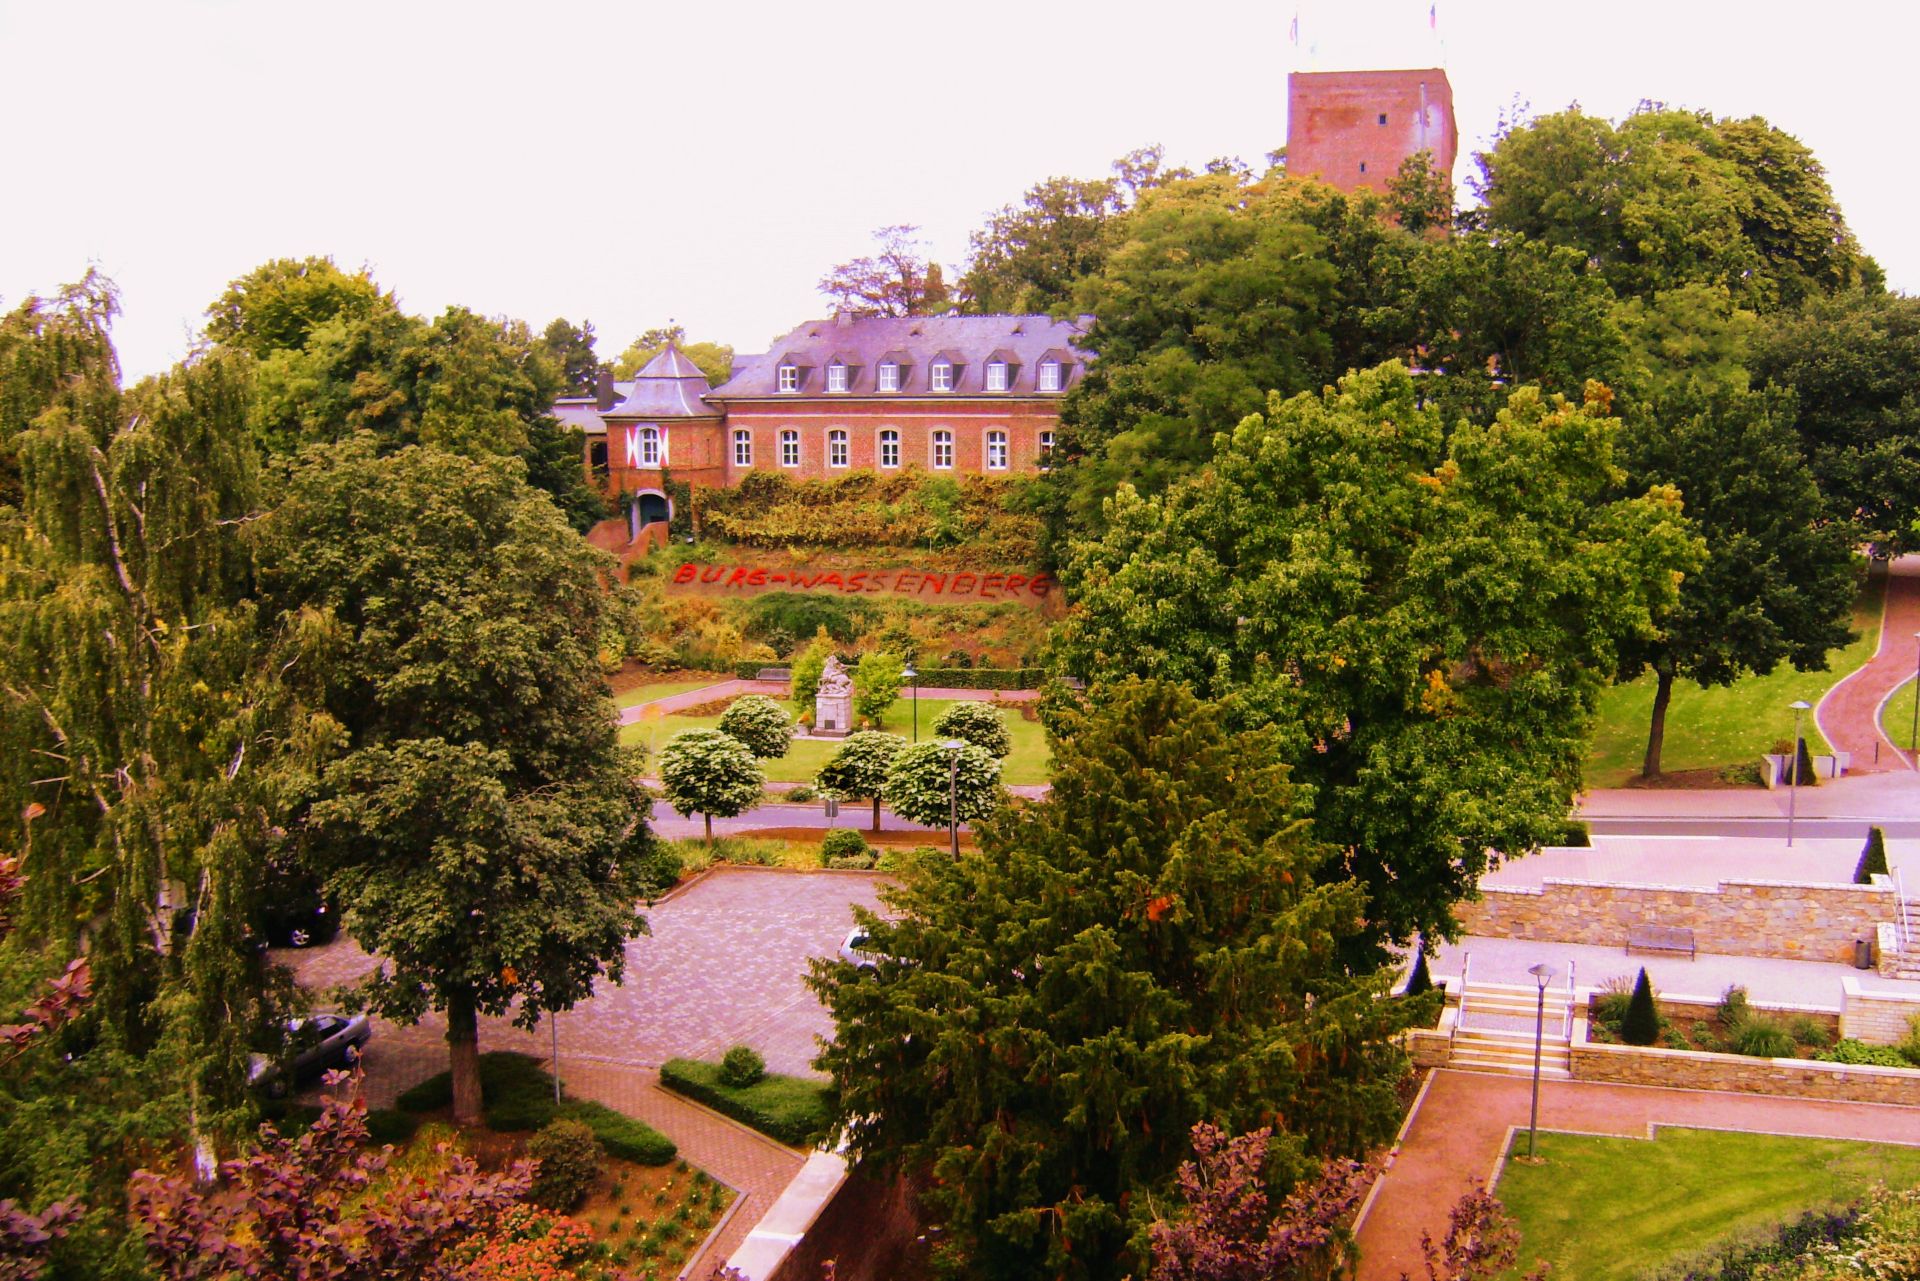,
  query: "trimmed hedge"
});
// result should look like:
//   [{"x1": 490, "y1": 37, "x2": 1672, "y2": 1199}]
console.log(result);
[
  {"x1": 733, "y1": 662, "x2": 1043, "y2": 690},
  {"x1": 659, "y1": 1057, "x2": 834, "y2": 1147},
  {"x1": 395, "y1": 1051, "x2": 676, "y2": 1163}
]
